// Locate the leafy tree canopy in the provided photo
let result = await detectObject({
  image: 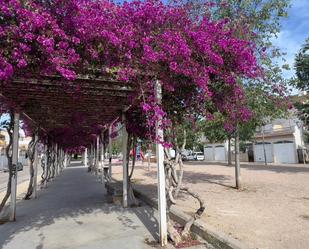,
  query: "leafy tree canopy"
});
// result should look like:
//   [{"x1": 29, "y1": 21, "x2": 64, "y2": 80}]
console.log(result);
[{"x1": 294, "y1": 38, "x2": 309, "y2": 91}]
